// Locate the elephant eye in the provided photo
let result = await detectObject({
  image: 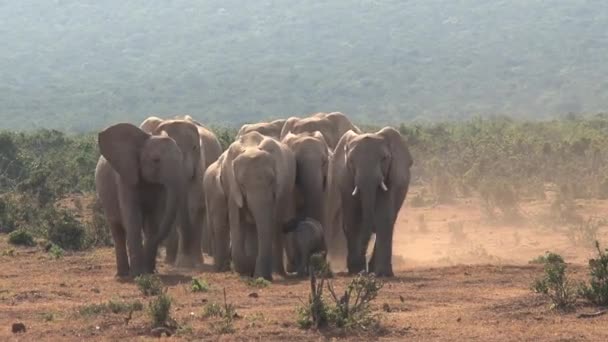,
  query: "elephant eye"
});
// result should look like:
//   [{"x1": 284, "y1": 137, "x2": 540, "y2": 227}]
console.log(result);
[
  {"x1": 192, "y1": 145, "x2": 197, "y2": 151},
  {"x1": 153, "y1": 157, "x2": 161, "y2": 164}
]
